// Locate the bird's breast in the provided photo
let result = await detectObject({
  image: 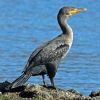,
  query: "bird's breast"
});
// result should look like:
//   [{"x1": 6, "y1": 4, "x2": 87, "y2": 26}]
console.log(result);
[{"x1": 62, "y1": 32, "x2": 73, "y2": 59}]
